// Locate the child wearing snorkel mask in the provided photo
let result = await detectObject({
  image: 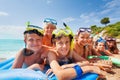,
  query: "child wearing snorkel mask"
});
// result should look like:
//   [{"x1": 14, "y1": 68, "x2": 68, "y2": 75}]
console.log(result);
[
  {"x1": 42, "y1": 18, "x2": 57, "y2": 47},
  {"x1": 94, "y1": 37, "x2": 113, "y2": 56},
  {"x1": 46, "y1": 28, "x2": 105, "y2": 80},
  {"x1": 105, "y1": 37, "x2": 119, "y2": 54},
  {"x1": 73, "y1": 28, "x2": 93, "y2": 59},
  {"x1": 12, "y1": 24, "x2": 50, "y2": 70}
]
